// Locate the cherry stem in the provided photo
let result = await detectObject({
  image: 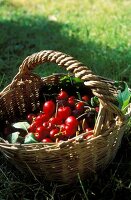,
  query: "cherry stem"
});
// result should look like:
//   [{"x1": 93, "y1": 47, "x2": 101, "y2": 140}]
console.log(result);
[
  {"x1": 75, "y1": 99, "x2": 89, "y2": 105},
  {"x1": 55, "y1": 102, "x2": 58, "y2": 117},
  {"x1": 76, "y1": 108, "x2": 95, "y2": 120}
]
